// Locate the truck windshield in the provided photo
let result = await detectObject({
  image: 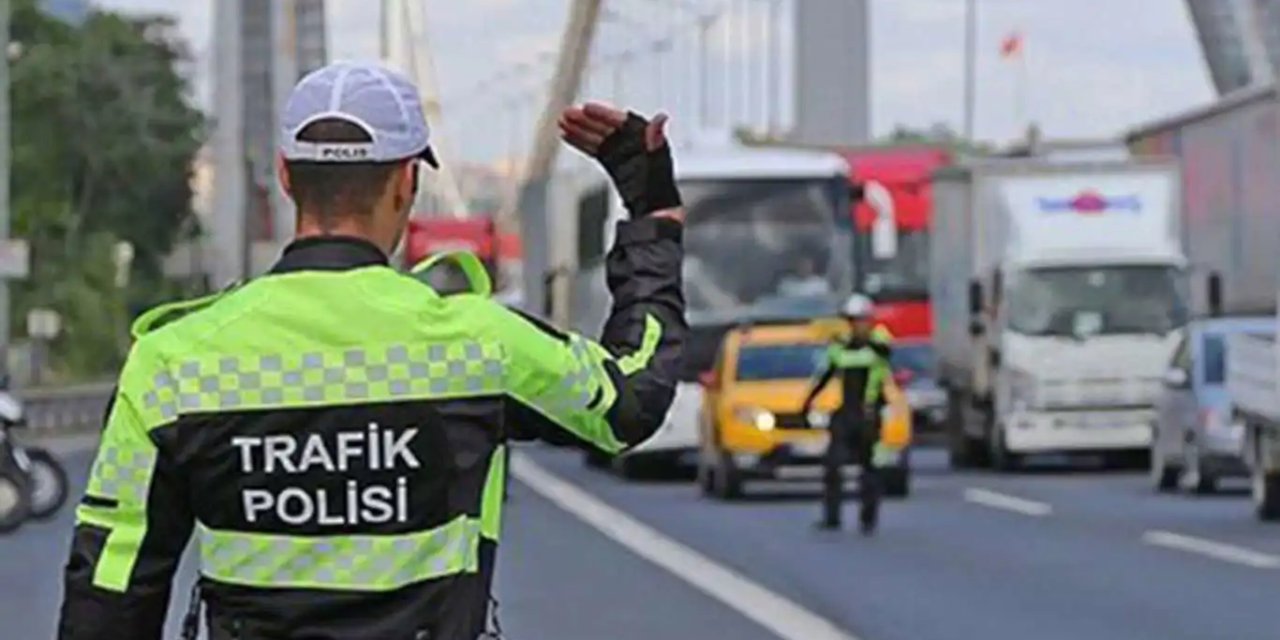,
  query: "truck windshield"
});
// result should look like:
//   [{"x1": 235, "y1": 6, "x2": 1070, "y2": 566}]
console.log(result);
[
  {"x1": 736, "y1": 343, "x2": 826, "y2": 381},
  {"x1": 1005, "y1": 265, "x2": 1188, "y2": 337},
  {"x1": 680, "y1": 178, "x2": 852, "y2": 326},
  {"x1": 856, "y1": 229, "x2": 930, "y2": 302}
]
